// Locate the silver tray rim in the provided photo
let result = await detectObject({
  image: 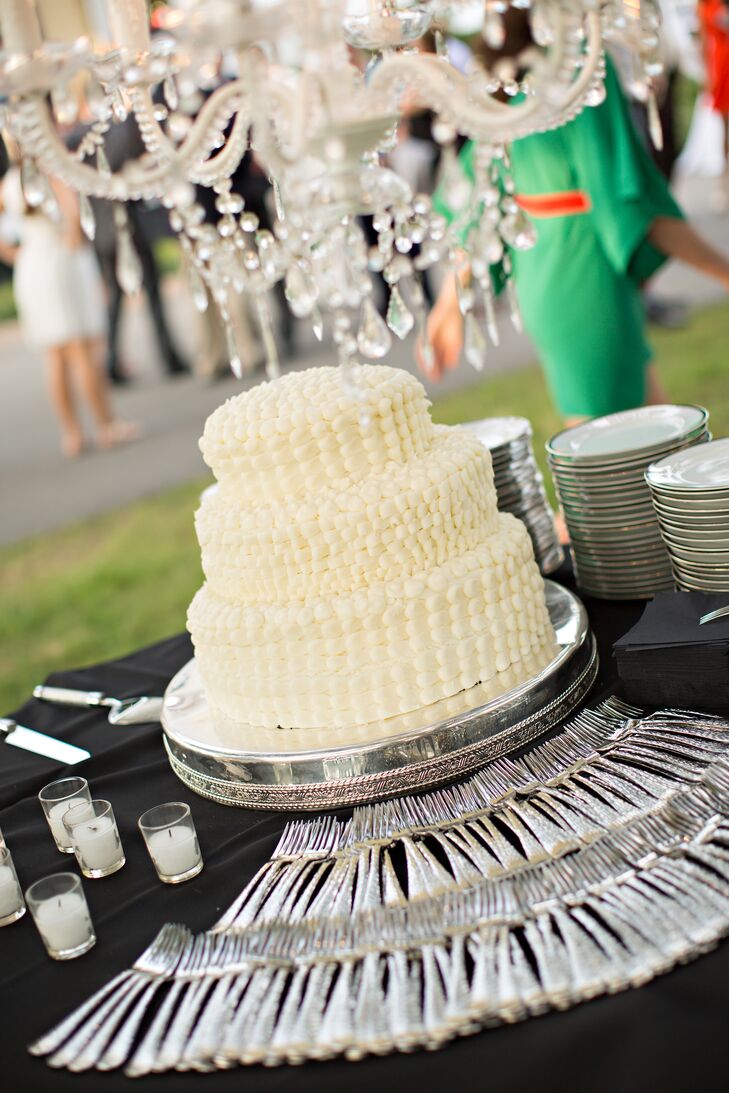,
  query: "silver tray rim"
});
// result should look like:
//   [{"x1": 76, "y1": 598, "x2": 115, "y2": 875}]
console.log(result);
[{"x1": 161, "y1": 581, "x2": 597, "y2": 810}]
